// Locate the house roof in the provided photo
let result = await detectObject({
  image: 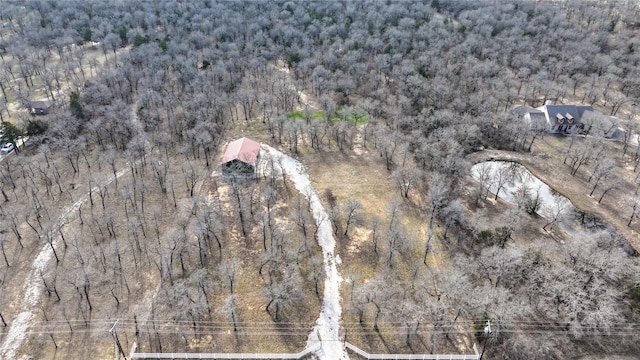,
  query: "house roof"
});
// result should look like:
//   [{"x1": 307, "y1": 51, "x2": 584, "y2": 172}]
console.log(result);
[
  {"x1": 544, "y1": 104, "x2": 593, "y2": 124},
  {"x1": 527, "y1": 111, "x2": 547, "y2": 129},
  {"x1": 576, "y1": 105, "x2": 594, "y2": 118},
  {"x1": 529, "y1": 111, "x2": 546, "y2": 121},
  {"x1": 30, "y1": 100, "x2": 53, "y2": 109},
  {"x1": 221, "y1": 137, "x2": 261, "y2": 166}
]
